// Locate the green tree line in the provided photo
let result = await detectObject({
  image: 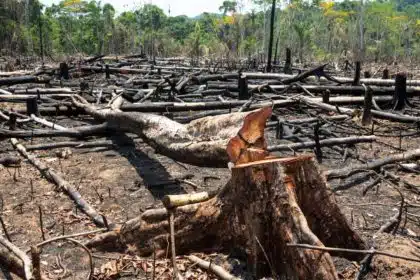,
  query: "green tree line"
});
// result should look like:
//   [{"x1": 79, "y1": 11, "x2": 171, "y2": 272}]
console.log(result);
[{"x1": 0, "y1": 0, "x2": 418, "y2": 63}]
